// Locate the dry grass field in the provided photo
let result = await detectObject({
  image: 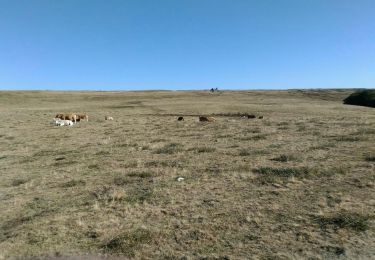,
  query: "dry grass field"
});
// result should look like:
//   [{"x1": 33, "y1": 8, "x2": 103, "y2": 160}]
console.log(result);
[{"x1": 0, "y1": 90, "x2": 374, "y2": 259}]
